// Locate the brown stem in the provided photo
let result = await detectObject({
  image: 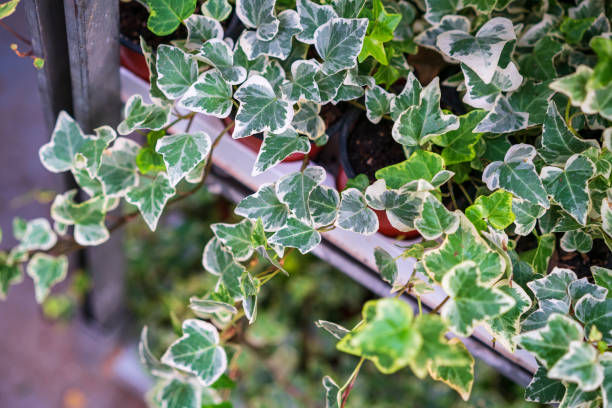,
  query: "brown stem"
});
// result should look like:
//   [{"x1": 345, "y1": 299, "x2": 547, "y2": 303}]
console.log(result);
[
  {"x1": 430, "y1": 295, "x2": 450, "y2": 314},
  {"x1": 0, "y1": 21, "x2": 31, "y2": 46},
  {"x1": 340, "y1": 358, "x2": 365, "y2": 408}
]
